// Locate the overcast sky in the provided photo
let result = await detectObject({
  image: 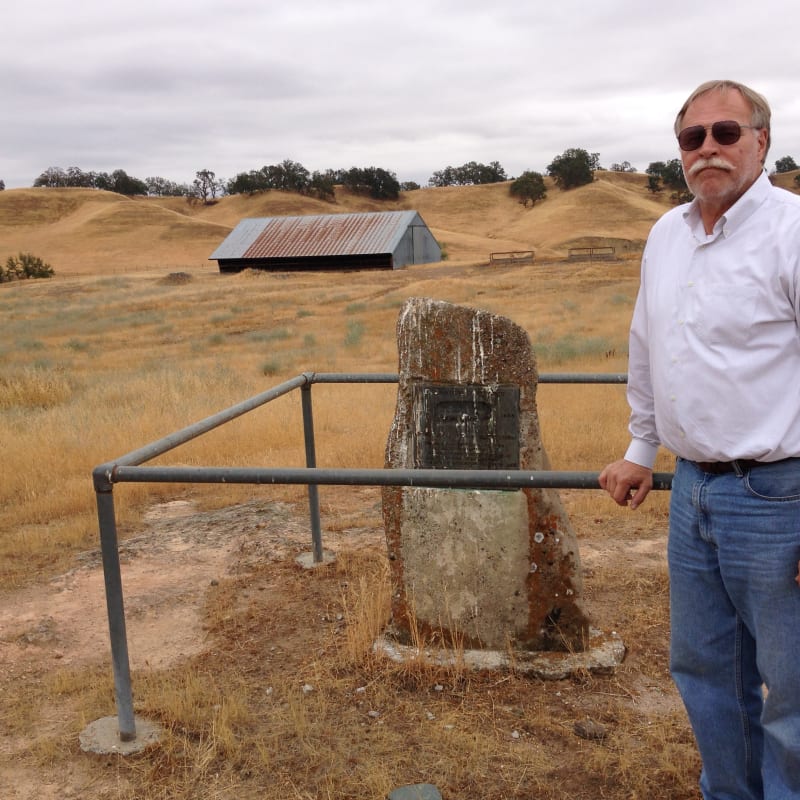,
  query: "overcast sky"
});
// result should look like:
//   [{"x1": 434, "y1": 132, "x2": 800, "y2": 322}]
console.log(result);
[{"x1": 3, "y1": 0, "x2": 800, "y2": 190}]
